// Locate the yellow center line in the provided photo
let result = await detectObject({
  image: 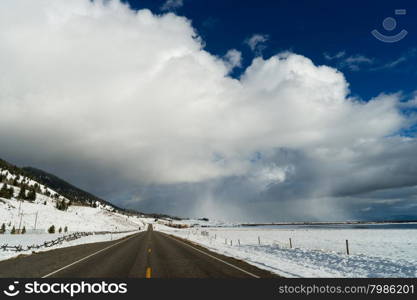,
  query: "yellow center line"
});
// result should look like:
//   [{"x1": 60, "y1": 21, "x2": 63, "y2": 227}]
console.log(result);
[{"x1": 145, "y1": 267, "x2": 152, "y2": 279}]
